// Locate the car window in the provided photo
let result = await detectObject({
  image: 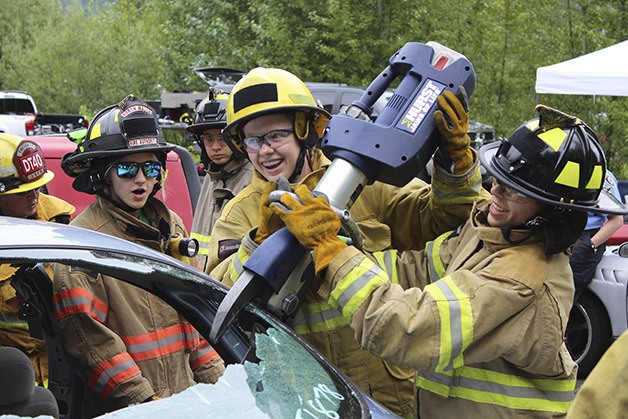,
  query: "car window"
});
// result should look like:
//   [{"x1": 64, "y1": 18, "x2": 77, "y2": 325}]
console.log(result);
[
  {"x1": 309, "y1": 90, "x2": 337, "y2": 114},
  {"x1": 339, "y1": 91, "x2": 362, "y2": 108},
  {"x1": 0, "y1": 98, "x2": 36, "y2": 114},
  {"x1": 47, "y1": 260, "x2": 366, "y2": 418}
]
